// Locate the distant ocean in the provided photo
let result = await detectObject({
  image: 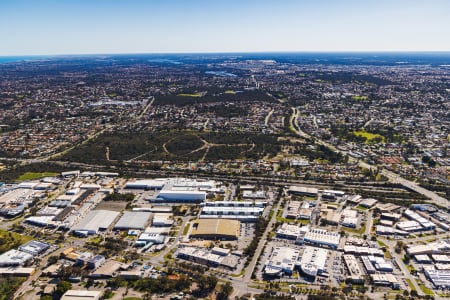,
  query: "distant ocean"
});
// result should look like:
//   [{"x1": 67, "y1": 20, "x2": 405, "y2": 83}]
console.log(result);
[
  {"x1": 1, "y1": 52, "x2": 450, "y2": 66},
  {"x1": 0, "y1": 56, "x2": 48, "y2": 64}
]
